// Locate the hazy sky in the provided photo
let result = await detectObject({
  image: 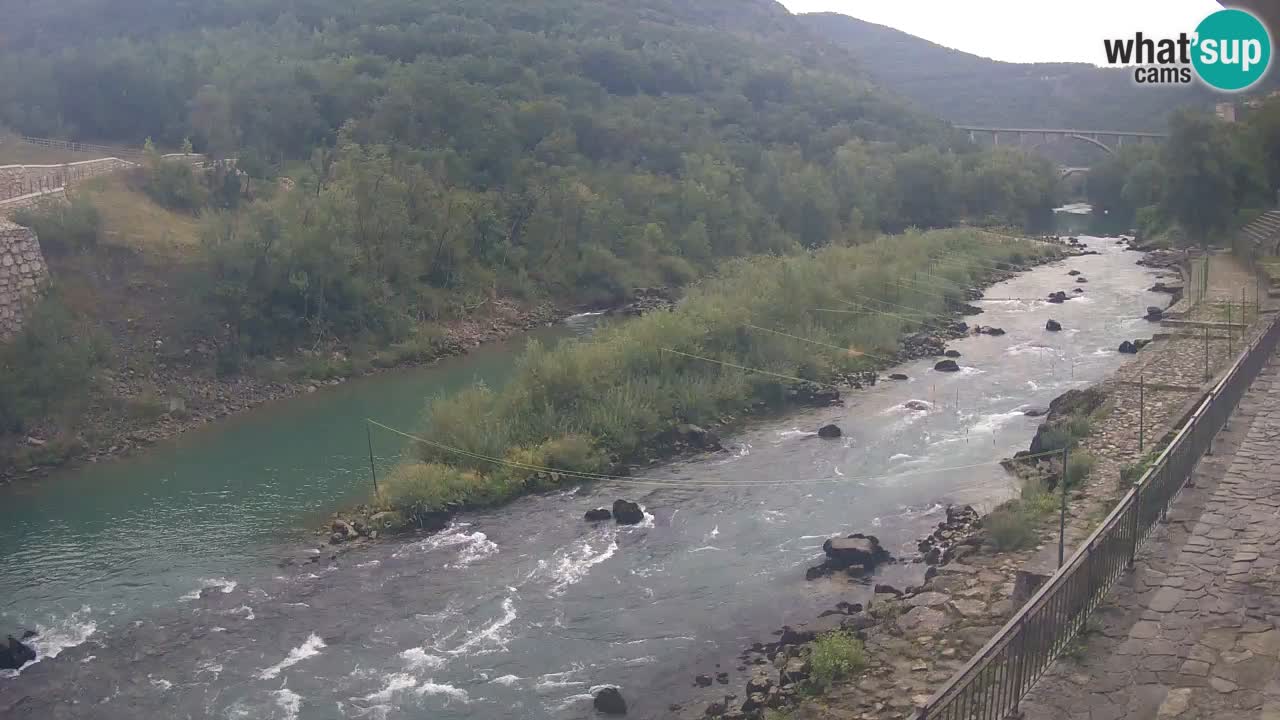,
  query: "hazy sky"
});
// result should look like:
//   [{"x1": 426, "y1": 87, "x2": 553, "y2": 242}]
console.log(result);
[{"x1": 779, "y1": 0, "x2": 1226, "y2": 65}]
